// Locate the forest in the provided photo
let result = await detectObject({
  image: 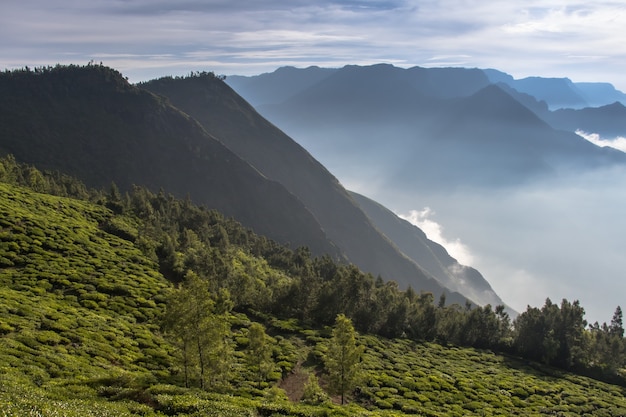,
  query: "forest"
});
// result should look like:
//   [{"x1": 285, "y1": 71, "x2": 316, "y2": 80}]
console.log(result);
[{"x1": 1, "y1": 154, "x2": 625, "y2": 416}]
